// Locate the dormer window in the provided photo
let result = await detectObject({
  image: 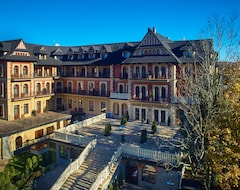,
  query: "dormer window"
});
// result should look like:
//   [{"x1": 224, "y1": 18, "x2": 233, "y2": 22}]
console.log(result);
[
  {"x1": 68, "y1": 55, "x2": 74, "y2": 60},
  {"x1": 78, "y1": 54, "x2": 84, "y2": 60},
  {"x1": 183, "y1": 51, "x2": 192, "y2": 57},
  {"x1": 122, "y1": 51, "x2": 131, "y2": 58},
  {"x1": 88, "y1": 53, "x2": 95, "y2": 59},
  {"x1": 38, "y1": 54, "x2": 47, "y2": 60},
  {"x1": 101, "y1": 53, "x2": 108, "y2": 59}
]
